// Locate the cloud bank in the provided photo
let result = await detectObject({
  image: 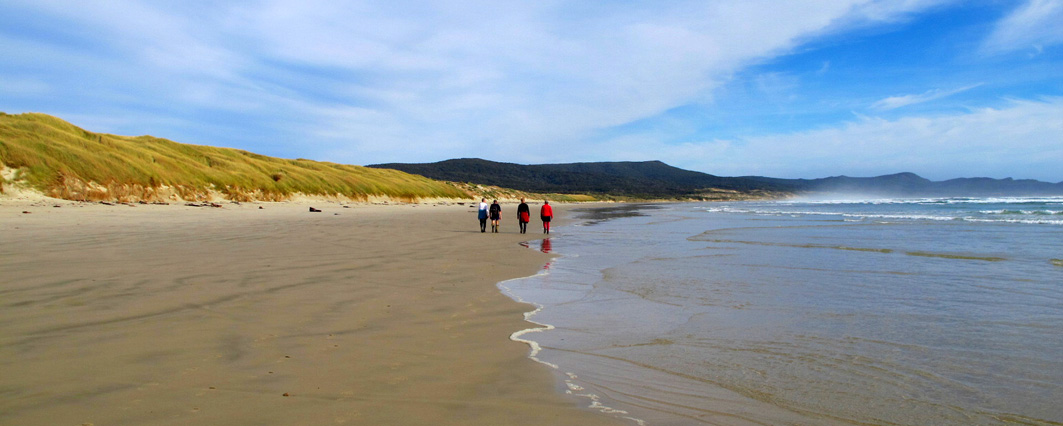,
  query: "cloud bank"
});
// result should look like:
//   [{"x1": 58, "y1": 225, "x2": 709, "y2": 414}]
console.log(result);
[
  {"x1": 662, "y1": 98, "x2": 1063, "y2": 182},
  {"x1": 982, "y1": 0, "x2": 1063, "y2": 54},
  {"x1": 1, "y1": 0, "x2": 1060, "y2": 181}
]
